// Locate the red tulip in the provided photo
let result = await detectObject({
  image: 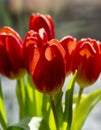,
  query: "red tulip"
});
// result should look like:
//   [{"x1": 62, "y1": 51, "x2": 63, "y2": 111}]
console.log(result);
[
  {"x1": 0, "y1": 26, "x2": 24, "y2": 78},
  {"x1": 23, "y1": 29, "x2": 48, "y2": 72},
  {"x1": 60, "y1": 36, "x2": 77, "y2": 75},
  {"x1": 72, "y1": 38, "x2": 101, "y2": 87},
  {"x1": 29, "y1": 13, "x2": 55, "y2": 41},
  {"x1": 24, "y1": 37, "x2": 66, "y2": 94}
]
